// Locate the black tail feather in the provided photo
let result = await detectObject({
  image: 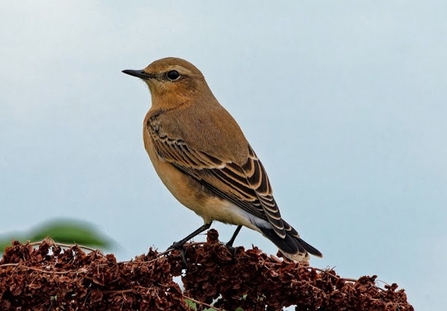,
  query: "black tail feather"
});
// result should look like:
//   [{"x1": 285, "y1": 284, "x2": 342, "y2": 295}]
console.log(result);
[
  {"x1": 258, "y1": 226, "x2": 322, "y2": 258},
  {"x1": 297, "y1": 237, "x2": 323, "y2": 257}
]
